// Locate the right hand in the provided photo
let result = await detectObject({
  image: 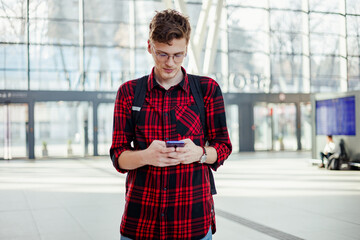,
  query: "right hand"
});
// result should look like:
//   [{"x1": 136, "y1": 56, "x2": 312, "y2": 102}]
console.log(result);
[{"x1": 145, "y1": 140, "x2": 180, "y2": 167}]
